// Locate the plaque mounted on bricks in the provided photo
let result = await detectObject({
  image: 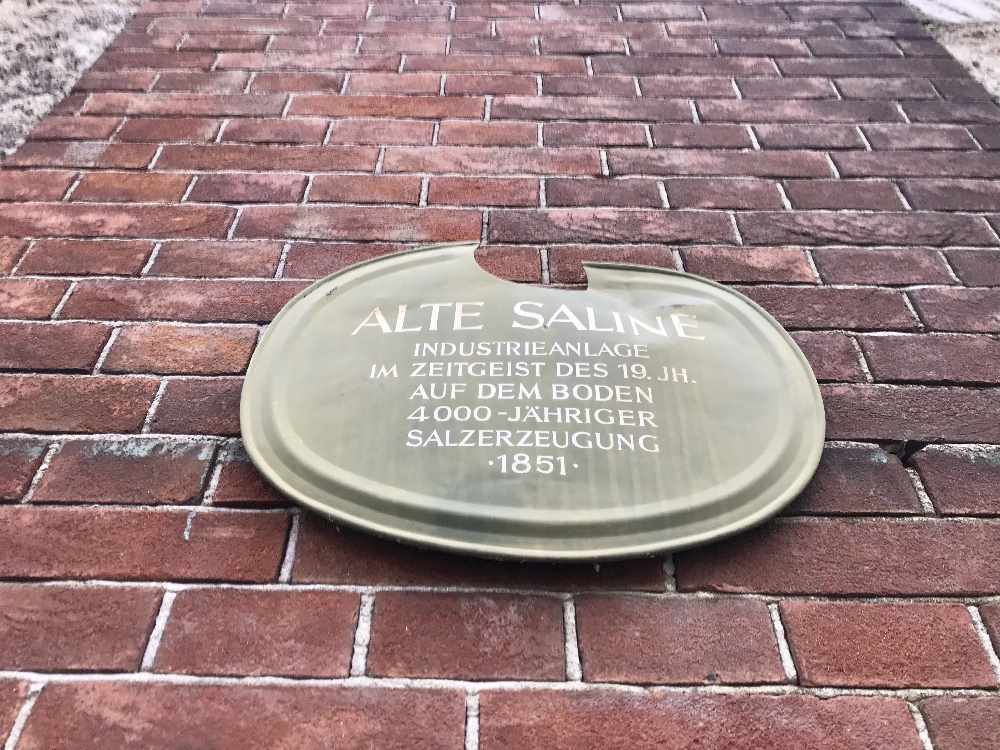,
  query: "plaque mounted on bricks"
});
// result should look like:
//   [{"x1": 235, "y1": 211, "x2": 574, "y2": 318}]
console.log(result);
[{"x1": 241, "y1": 242, "x2": 824, "y2": 560}]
